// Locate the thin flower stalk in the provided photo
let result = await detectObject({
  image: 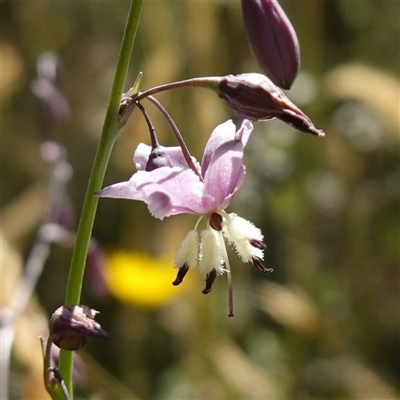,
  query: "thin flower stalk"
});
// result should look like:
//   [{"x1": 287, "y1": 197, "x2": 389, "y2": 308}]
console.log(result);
[
  {"x1": 57, "y1": 1, "x2": 143, "y2": 398},
  {"x1": 120, "y1": 74, "x2": 324, "y2": 137}
]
